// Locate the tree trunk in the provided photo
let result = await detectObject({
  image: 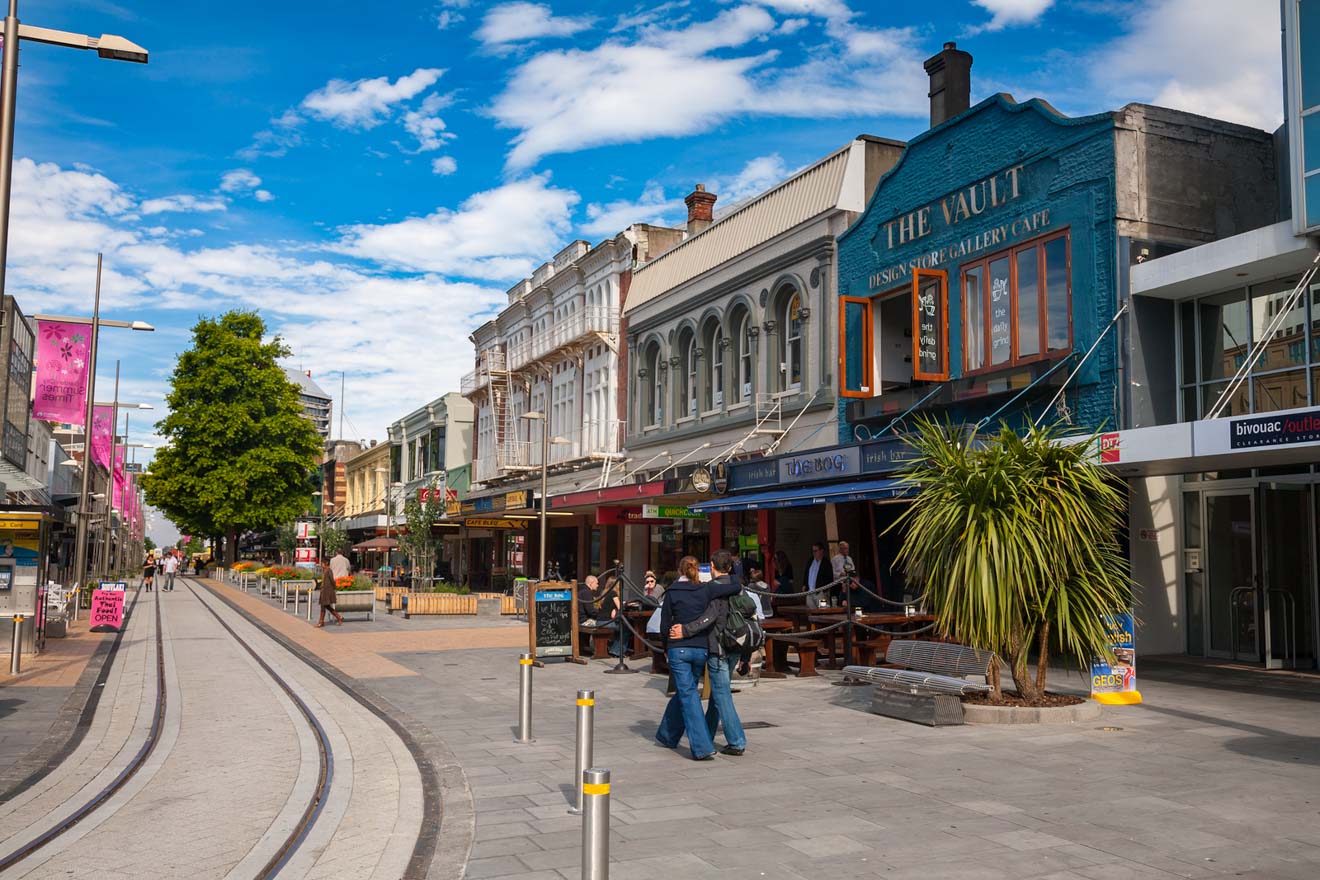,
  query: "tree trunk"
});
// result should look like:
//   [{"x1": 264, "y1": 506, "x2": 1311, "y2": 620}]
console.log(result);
[
  {"x1": 1009, "y1": 620, "x2": 1045, "y2": 704},
  {"x1": 1034, "y1": 620, "x2": 1051, "y2": 694},
  {"x1": 226, "y1": 527, "x2": 239, "y2": 565},
  {"x1": 988, "y1": 654, "x2": 1003, "y2": 702}
]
